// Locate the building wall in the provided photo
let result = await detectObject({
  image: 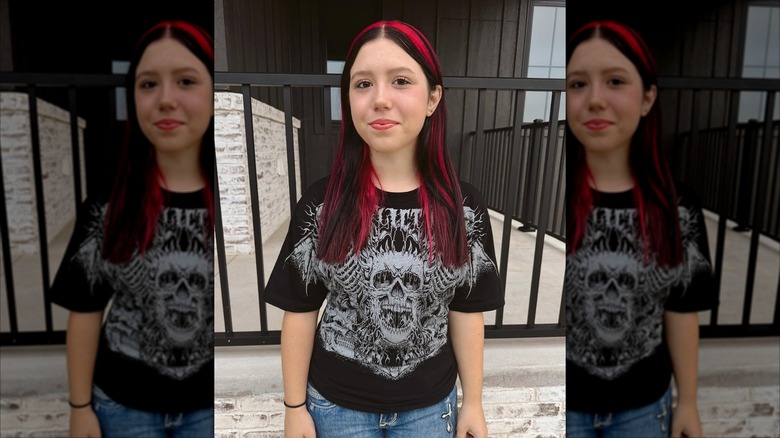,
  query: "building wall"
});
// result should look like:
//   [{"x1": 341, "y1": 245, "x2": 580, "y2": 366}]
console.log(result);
[
  {"x1": 217, "y1": 0, "x2": 549, "y2": 190},
  {"x1": 0, "y1": 92, "x2": 86, "y2": 253},
  {"x1": 214, "y1": 91, "x2": 301, "y2": 254}
]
